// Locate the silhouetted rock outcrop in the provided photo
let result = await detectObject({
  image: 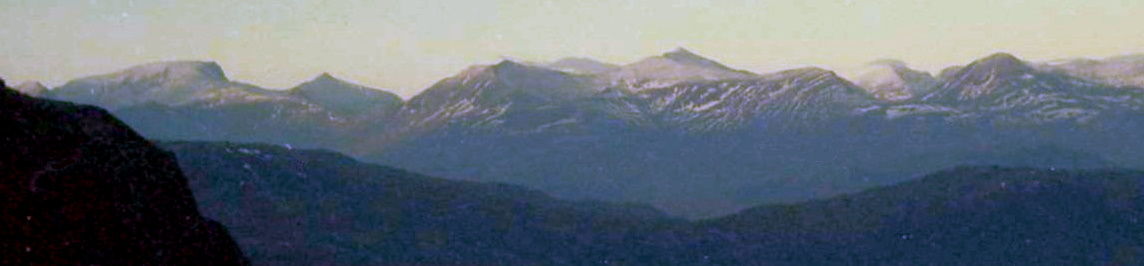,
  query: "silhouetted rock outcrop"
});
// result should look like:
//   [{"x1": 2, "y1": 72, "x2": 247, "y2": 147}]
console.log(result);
[{"x1": 0, "y1": 78, "x2": 248, "y2": 265}]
